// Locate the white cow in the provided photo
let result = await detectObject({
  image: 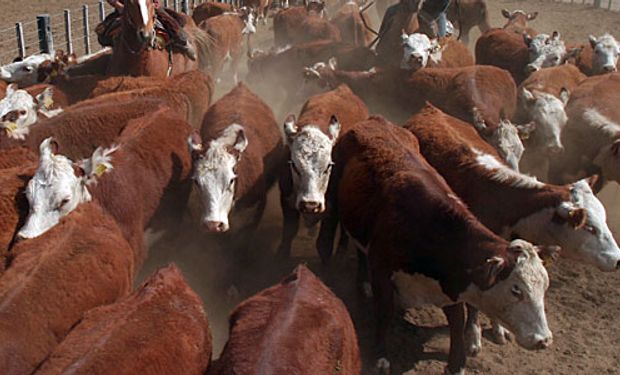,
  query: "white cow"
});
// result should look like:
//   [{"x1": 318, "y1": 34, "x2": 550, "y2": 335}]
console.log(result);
[
  {"x1": 0, "y1": 53, "x2": 53, "y2": 87},
  {"x1": 524, "y1": 32, "x2": 567, "y2": 74},
  {"x1": 0, "y1": 84, "x2": 59, "y2": 140},
  {"x1": 589, "y1": 33, "x2": 619, "y2": 74},
  {"x1": 400, "y1": 33, "x2": 441, "y2": 71}
]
